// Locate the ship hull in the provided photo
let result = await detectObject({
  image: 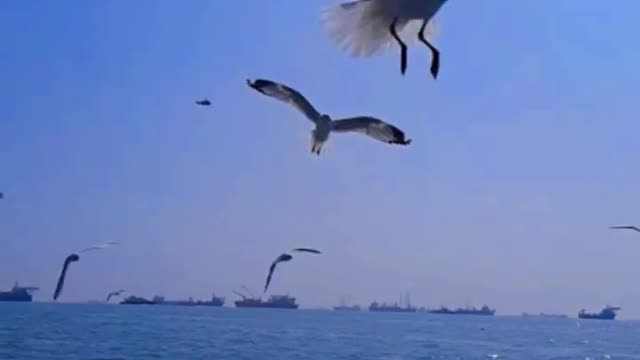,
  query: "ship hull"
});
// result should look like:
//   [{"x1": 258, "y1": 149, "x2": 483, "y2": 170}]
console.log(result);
[
  {"x1": 369, "y1": 307, "x2": 417, "y2": 313},
  {"x1": 0, "y1": 291, "x2": 33, "y2": 302},
  {"x1": 234, "y1": 301, "x2": 298, "y2": 309},
  {"x1": 578, "y1": 314, "x2": 615, "y2": 320}
]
